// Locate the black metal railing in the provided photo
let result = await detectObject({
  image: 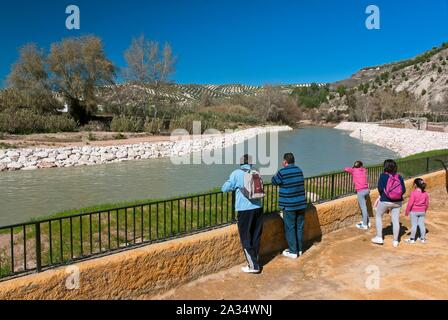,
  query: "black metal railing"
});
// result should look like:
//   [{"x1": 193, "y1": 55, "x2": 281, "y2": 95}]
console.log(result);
[{"x1": 1, "y1": 154, "x2": 447, "y2": 281}]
